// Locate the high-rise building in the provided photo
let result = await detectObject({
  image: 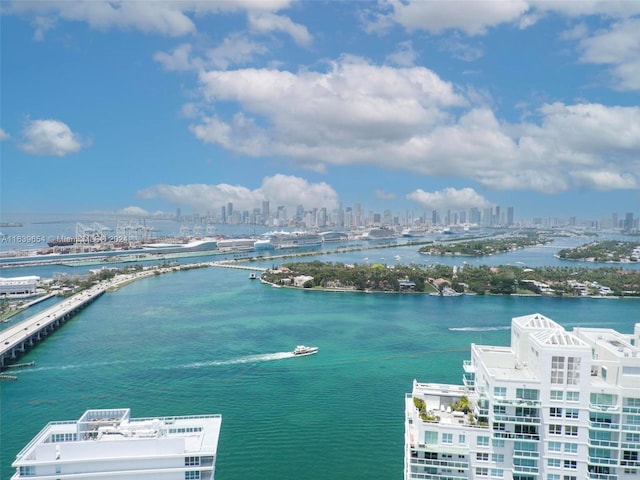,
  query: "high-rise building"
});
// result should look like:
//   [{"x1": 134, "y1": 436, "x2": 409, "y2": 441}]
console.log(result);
[
  {"x1": 262, "y1": 200, "x2": 270, "y2": 224},
  {"x1": 405, "y1": 313, "x2": 640, "y2": 480},
  {"x1": 625, "y1": 213, "x2": 634, "y2": 231},
  {"x1": 12, "y1": 408, "x2": 221, "y2": 479},
  {"x1": 507, "y1": 207, "x2": 514, "y2": 227}
]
